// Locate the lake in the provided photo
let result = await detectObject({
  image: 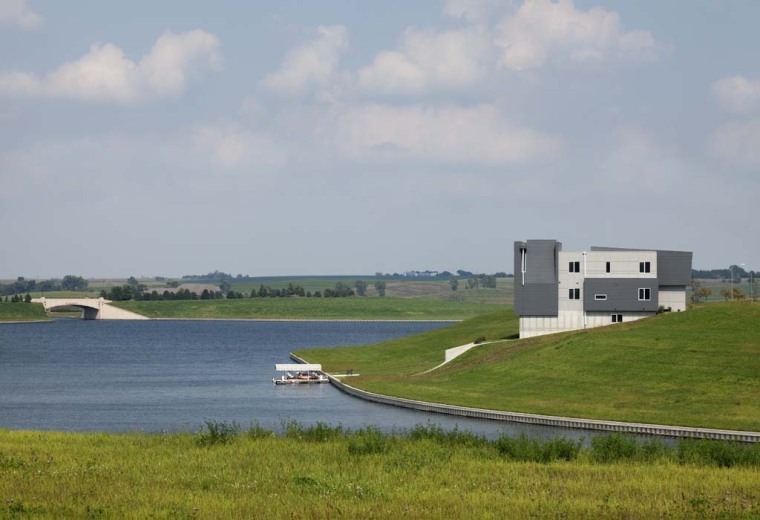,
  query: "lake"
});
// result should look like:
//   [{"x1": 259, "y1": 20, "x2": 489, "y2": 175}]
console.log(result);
[{"x1": 0, "y1": 319, "x2": 587, "y2": 439}]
